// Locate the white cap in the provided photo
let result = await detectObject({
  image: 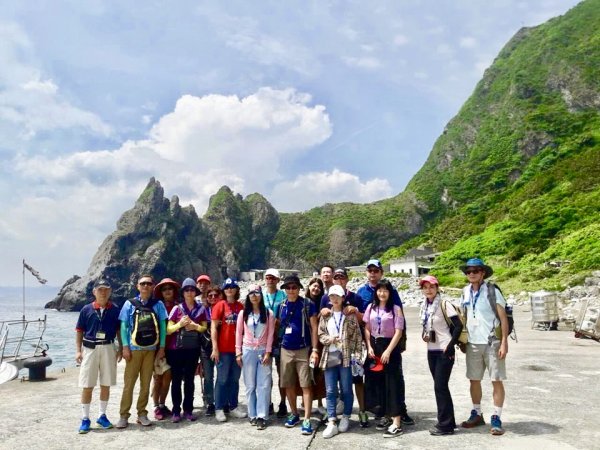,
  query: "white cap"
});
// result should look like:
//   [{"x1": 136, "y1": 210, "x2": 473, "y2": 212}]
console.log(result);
[
  {"x1": 328, "y1": 285, "x2": 345, "y2": 297},
  {"x1": 265, "y1": 268, "x2": 280, "y2": 279}
]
